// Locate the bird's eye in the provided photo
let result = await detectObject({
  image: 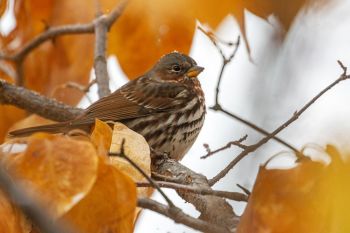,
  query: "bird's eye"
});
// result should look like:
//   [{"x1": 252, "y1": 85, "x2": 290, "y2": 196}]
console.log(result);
[{"x1": 172, "y1": 65, "x2": 181, "y2": 72}]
